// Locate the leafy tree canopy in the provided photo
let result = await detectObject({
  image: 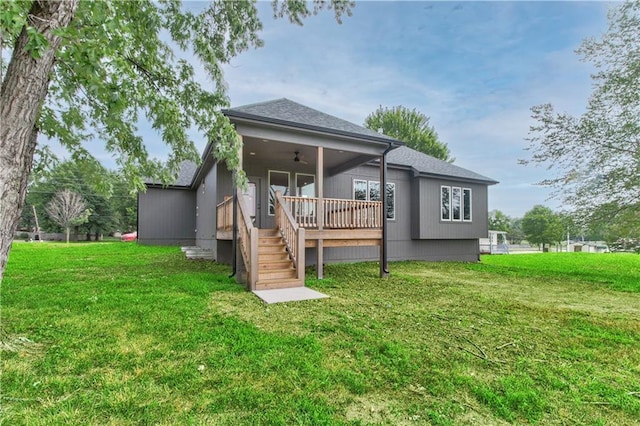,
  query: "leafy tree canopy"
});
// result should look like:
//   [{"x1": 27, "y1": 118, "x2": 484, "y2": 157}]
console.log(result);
[
  {"x1": 1, "y1": 0, "x2": 353, "y2": 188},
  {"x1": 21, "y1": 160, "x2": 135, "y2": 237},
  {"x1": 364, "y1": 105, "x2": 453, "y2": 161},
  {"x1": 523, "y1": 1, "x2": 639, "y2": 227},
  {"x1": 521, "y1": 205, "x2": 564, "y2": 248},
  {"x1": 489, "y1": 210, "x2": 511, "y2": 233},
  {"x1": 0, "y1": 0, "x2": 353, "y2": 280}
]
